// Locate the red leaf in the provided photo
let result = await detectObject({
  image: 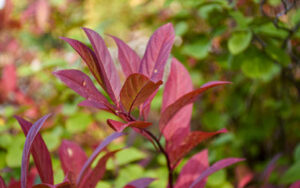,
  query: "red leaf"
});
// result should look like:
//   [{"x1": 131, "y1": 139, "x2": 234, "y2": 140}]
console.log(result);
[
  {"x1": 58, "y1": 140, "x2": 88, "y2": 181},
  {"x1": 139, "y1": 23, "x2": 175, "y2": 82},
  {"x1": 124, "y1": 178, "x2": 156, "y2": 188},
  {"x1": 76, "y1": 132, "x2": 123, "y2": 186},
  {"x1": 19, "y1": 114, "x2": 51, "y2": 188},
  {"x1": 54, "y1": 69, "x2": 114, "y2": 111},
  {"x1": 0, "y1": 176, "x2": 7, "y2": 188},
  {"x1": 1, "y1": 64, "x2": 17, "y2": 93},
  {"x1": 110, "y1": 36, "x2": 140, "y2": 77},
  {"x1": 261, "y1": 153, "x2": 281, "y2": 184},
  {"x1": 60, "y1": 37, "x2": 103, "y2": 88},
  {"x1": 190, "y1": 158, "x2": 245, "y2": 188},
  {"x1": 79, "y1": 150, "x2": 120, "y2": 188},
  {"x1": 175, "y1": 150, "x2": 209, "y2": 188},
  {"x1": 168, "y1": 129, "x2": 227, "y2": 168},
  {"x1": 32, "y1": 184, "x2": 55, "y2": 188},
  {"x1": 120, "y1": 73, "x2": 162, "y2": 113},
  {"x1": 237, "y1": 173, "x2": 253, "y2": 188},
  {"x1": 161, "y1": 58, "x2": 193, "y2": 142},
  {"x1": 15, "y1": 115, "x2": 53, "y2": 186},
  {"x1": 78, "y1": 99, "x2": 113, "y2": 113},
  {"x1": 290, "y1": 181, "x2": 300, "y2": 188},
  {"x1": 82, "y1": 28, "x2": 121, "y2": 104},
  {"x1": 107, "y1": 119, "x2": 152, "y2": 132},
  {"x1": 159, "y1": 81, "x2": 231, "y2": 133}
]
